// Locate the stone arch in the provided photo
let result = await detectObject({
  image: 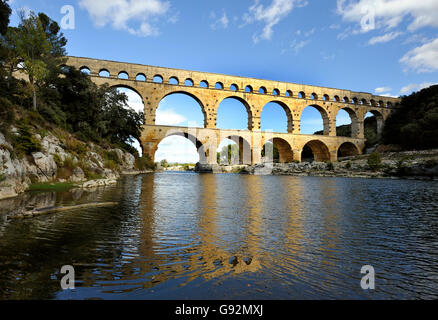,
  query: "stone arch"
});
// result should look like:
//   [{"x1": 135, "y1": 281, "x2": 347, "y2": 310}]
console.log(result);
[
  {"x1": 336, "y1": 107, "x2": 359, "y2": 138},
  {"x1": 323, "y1": 94, "x2": 329, "y2": 101},
  {"x1": 333, "y1": 95, "x2": 340, "y2": 102},
  {"x1": 79, "y1": 66, "x2": 91, "y2": 75},
  {"x1": 218, "y1": 135, "x2": 252, "y2": 165},
  {"x1": 264, "y1": 137, "x2": 294, "y2": 163},
  {"x1": 259, "y1": 86, "x2": 267, "y2": 94},
  {"x1": 337, "y1": 142, "x2": 360, "y2": 158},
  {"x1": 136, "y1": 73, "x2": 146, "y2": 81},
  {"x1": 311, "y1": 93, "x2": 318, "y2": 100},
  {"x1": 361, "y1": 98, "x2": 368, "y2": 105},
  {"x1": 169, "y1": 76, "x2": 179, "y2": 85},
  {"x1": 158, "y1": 91, "x2": 207, "y2": 127},
  {"x1": 261, "y1": 101, "x2": 293, "y2": 133},
  {"x1": 300, "y1": 104, "x2": 330, "y2": 135},
  {"x1": 109, "y1": 84, "x2": 143, "y2": 103},
  {"x1": 343, "y1": 97, "x2": 350, "y2": 103},
  {"x1": 245, "y1": 85, "x2": 253, "y2": 93},
  {"x1": 200, "y1": 80, "x2": 209, "y2": 88},
  {"x1": 156, "y1": 131, "x2": 207, "y2": 163},
  {"x1": 185, "y1": 78, "x2": 194, "y2": 86},
  {"x1": 299, "y1": 91, "x2": 306, "y2": 98},
  {"x1": 118, "y1": 71, "x2": 129, "y2": 79},
  {"x1": 273, "y1": 88, "x2": 280, "y2": 96},
  {"x1": 352, "y1": 97, "x2": 358, "y2": 104},
  {"x1": 215, "y1": 82, "x2": 224, "y2": 90},
  {"x1": 217, "y1": 96, "x2": 253, "y2": 130},
  {"x1": 365, "y1": 109, "x2": 385, "y2": 135},
  {"x1": 285, "y1": 90, "x2": 293, "y2": 97},
  {"x1": 301, "y1": 140, "x2": 331, "y2": 162},
  {"x1": 153, "y1": 75, "x2": 163, "y2": 83},
  {"x1": 230, "y1": 84, "x2": 239, "y2": 91},
  {"x1": 99, "y1": 68, "x2": 110, "y2": 77}
]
